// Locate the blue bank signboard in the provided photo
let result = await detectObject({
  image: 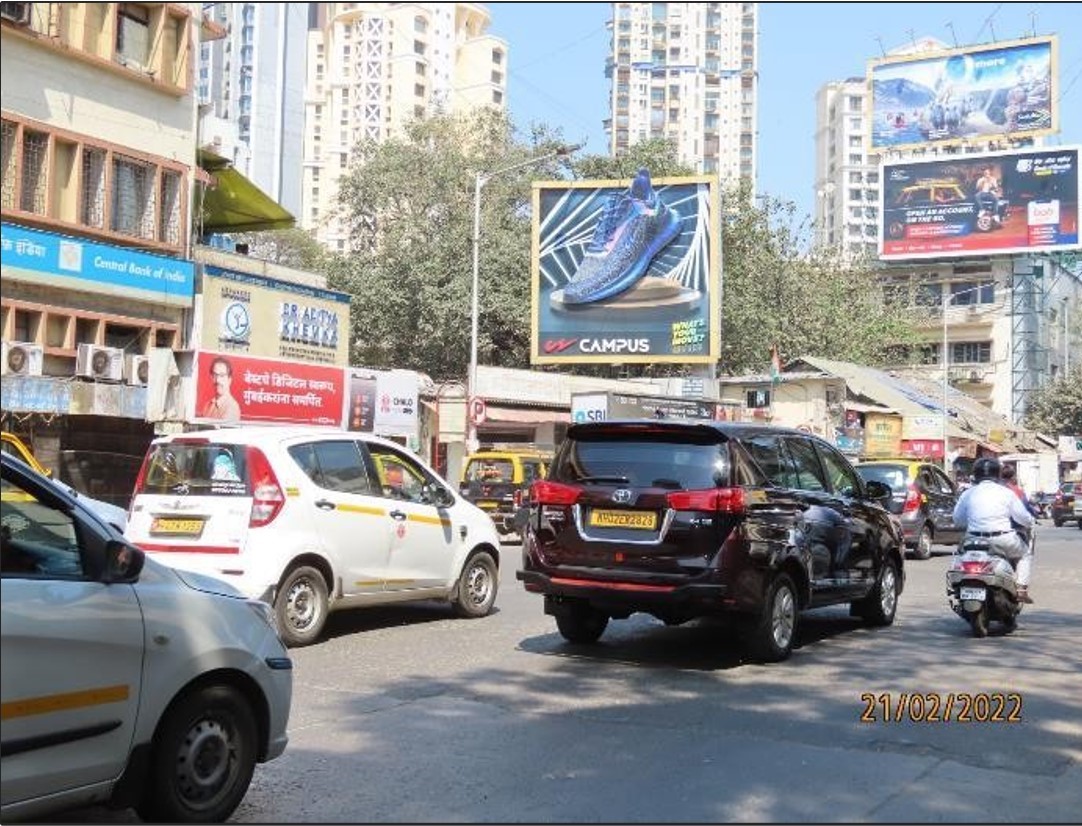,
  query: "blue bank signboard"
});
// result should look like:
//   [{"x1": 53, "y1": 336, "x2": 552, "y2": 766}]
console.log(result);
[{"x1": 1, "y1": 223, "x2": 194, "y2": 306}]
